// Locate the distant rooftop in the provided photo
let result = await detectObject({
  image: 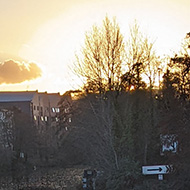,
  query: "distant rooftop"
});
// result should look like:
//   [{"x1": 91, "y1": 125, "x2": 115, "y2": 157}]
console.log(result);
[{"x1": 0, "y1": 91, "x2": 37, "y2": 102}]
